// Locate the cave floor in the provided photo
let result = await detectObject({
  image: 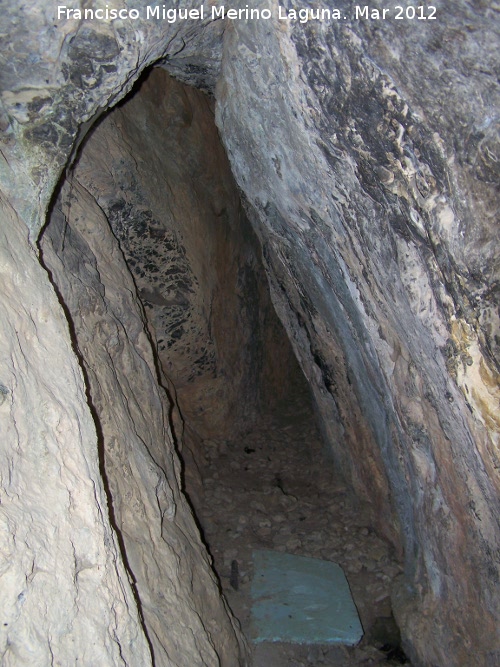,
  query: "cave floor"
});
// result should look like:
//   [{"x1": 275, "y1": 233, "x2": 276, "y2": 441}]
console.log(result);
[{"x1": 191, "y1": 384, "x2": 410, "y2": 666}]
